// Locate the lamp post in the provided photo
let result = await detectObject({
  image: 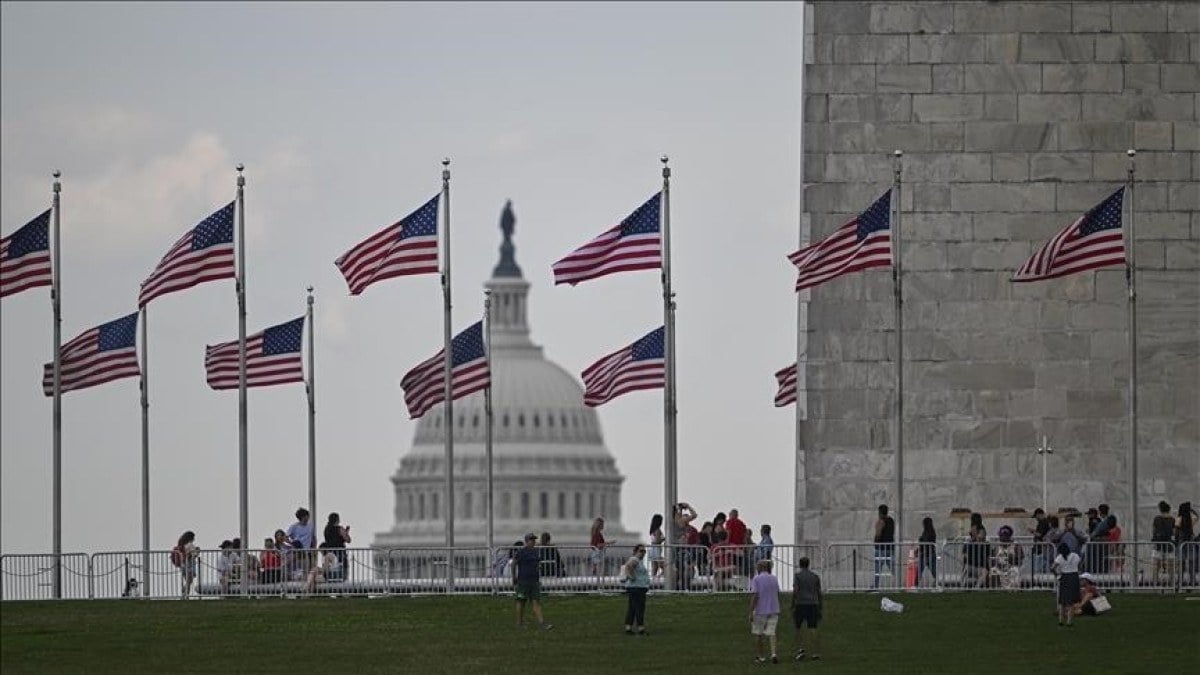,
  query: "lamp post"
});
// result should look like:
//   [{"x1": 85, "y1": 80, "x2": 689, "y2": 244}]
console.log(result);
[{"x1": 1037, "y1": 435, "x2": 1053, "y2": 513}]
